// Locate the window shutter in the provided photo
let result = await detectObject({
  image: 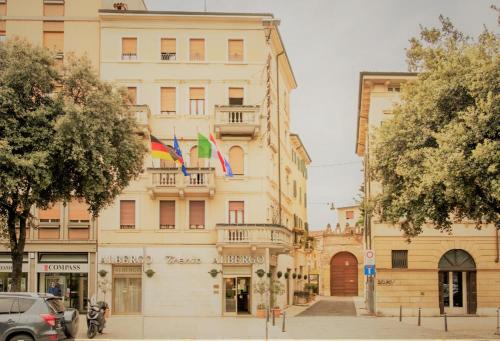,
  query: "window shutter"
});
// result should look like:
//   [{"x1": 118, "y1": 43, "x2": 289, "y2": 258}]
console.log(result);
[
  {"x1": 68, "y1": 199, "x2": 89, "y2": 221},
  {"x1": 159, "y1": 201, "x2": 175, "y2": 228},
  {"x1": 161, "y1": 87, "x2": 176, "y2": 112},
  {"x1": 189, "y1": 201, "x2": 205, "y2": 228},
  {"x1": 127, "y1": 87, "x2": 137, "y2": 105},
  {"x1": 229, "y1": 146, "x2": 244, "y2": 175},
  {"x1": 189, "y1": 87, "x2": 204, "y2": 100},
  {"x1": 189, "y1": 39, "x2": 205, "y2": 61},
  {"x1": 122, "y1": 38, "x2": 137, "y2": 54},
  {"x1": 120, "y1": 200, "x2": 135, "y2": 228},
  {"x1": 0, "y1": 4, "x2": 6, "y2": 16},
  {"x1": 229, "y1": 201, "x2": 244, "y2": 211},
  {"x1": 228, "y1": 39, "x2": 243, "y2": 61},
  {"x1": 44, "y1": 4, "x2": 64, "y2": 16},
  {"x1": 229, "y1": 87, "x2": 243, "y2": 99},
  {"x1": 346, "y1": 210, "x2": 354, "y2": 219},
  {"x1": 38, "y1": 203, "x2": 61, "y2": 221},
  {"x1": 43, "y1": 21, "x2": 64, "y2": 32},
  {"x1": 0, "y1": 20, "x2": 5, "y2": 32},
  {"x1": 161, "y1": 38, "x2": 176, "y2": 54}
]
